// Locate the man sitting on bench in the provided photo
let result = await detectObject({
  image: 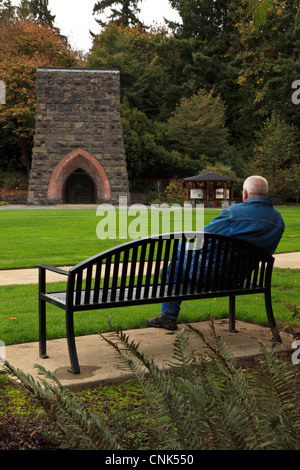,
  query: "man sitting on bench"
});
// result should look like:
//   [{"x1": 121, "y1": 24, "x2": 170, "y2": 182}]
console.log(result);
[{"x1": 146, "y1": 175, "x2": 285, "y2": 331}]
